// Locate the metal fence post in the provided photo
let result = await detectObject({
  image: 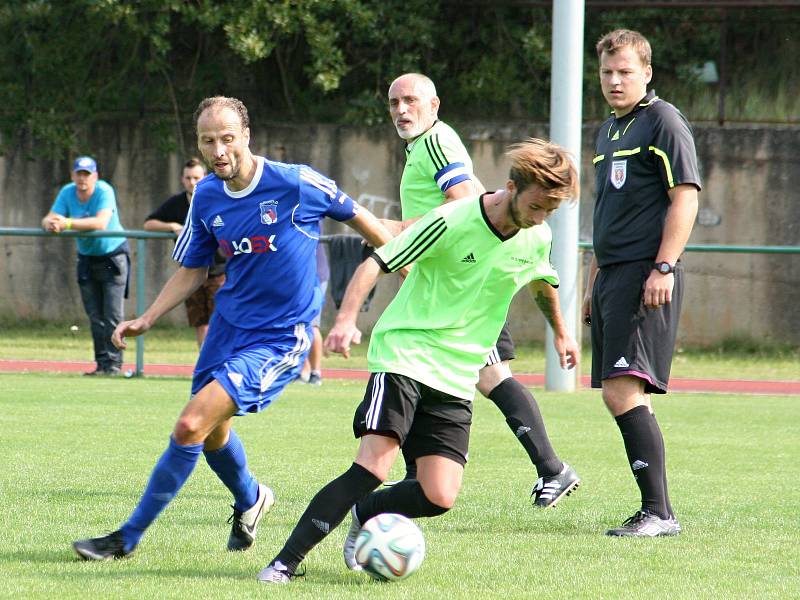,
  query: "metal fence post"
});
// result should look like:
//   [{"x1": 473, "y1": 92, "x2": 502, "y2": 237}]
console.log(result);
[{"x1": 136, "y1": 238, "x2": 147, "y2": 377}]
